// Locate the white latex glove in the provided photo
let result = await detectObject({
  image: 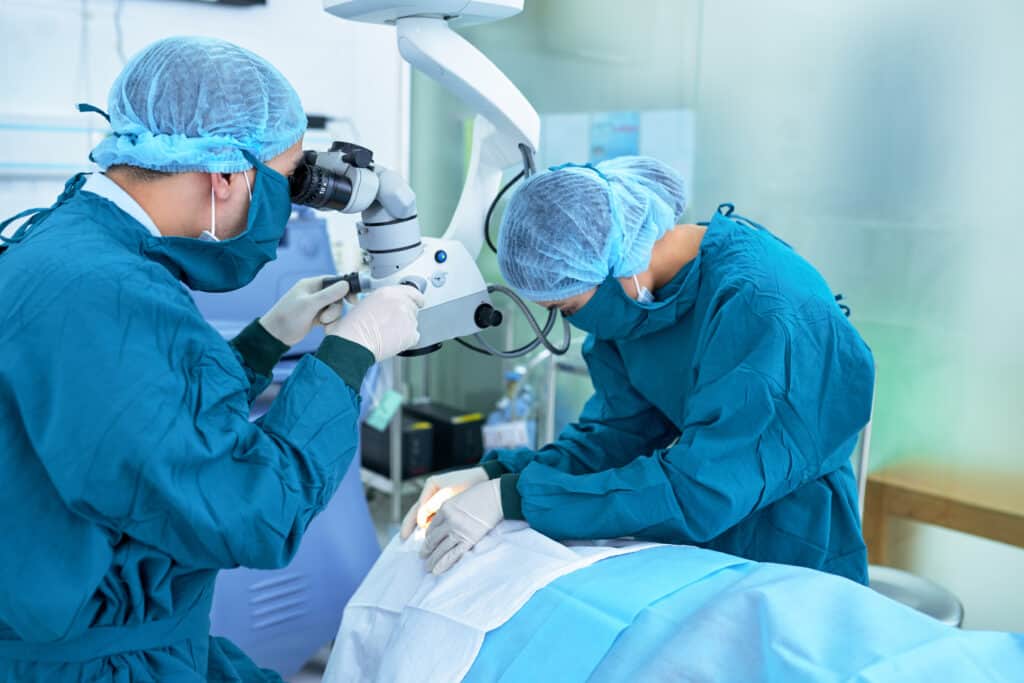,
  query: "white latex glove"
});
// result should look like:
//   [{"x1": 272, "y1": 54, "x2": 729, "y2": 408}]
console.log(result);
[
  {"x1": 400, "y1": 467, "x2": 490, "y2": 540},
  {"x1": 324, "y1": 285, "x2": 425, "y2": 361},
  {"x1": 259, "y1": 276, "x2": 349, "y2": 347},
  {"x1": 421, "y1": 478, "x2": 503, "y2": 575}
]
